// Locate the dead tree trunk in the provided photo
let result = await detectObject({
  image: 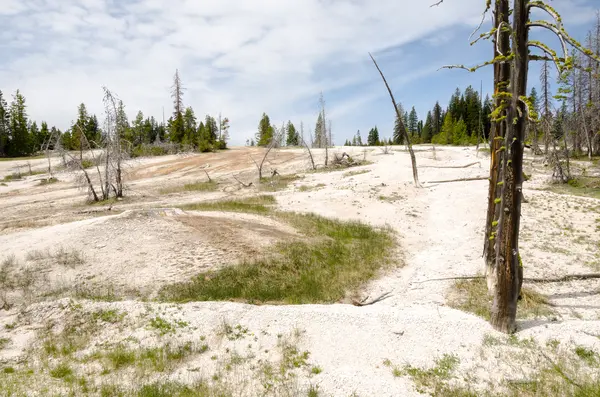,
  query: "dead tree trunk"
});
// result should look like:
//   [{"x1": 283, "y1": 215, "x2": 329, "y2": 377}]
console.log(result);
[
  {"x1": 484, "y1": 0, "x2": 511, "y2": 293},
  {"x1": 369, "y1": 53, "x2": 420, "y2": 187},
  {"x1": 489, "y1": 0, "x2": 528, "y2": 334}
]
